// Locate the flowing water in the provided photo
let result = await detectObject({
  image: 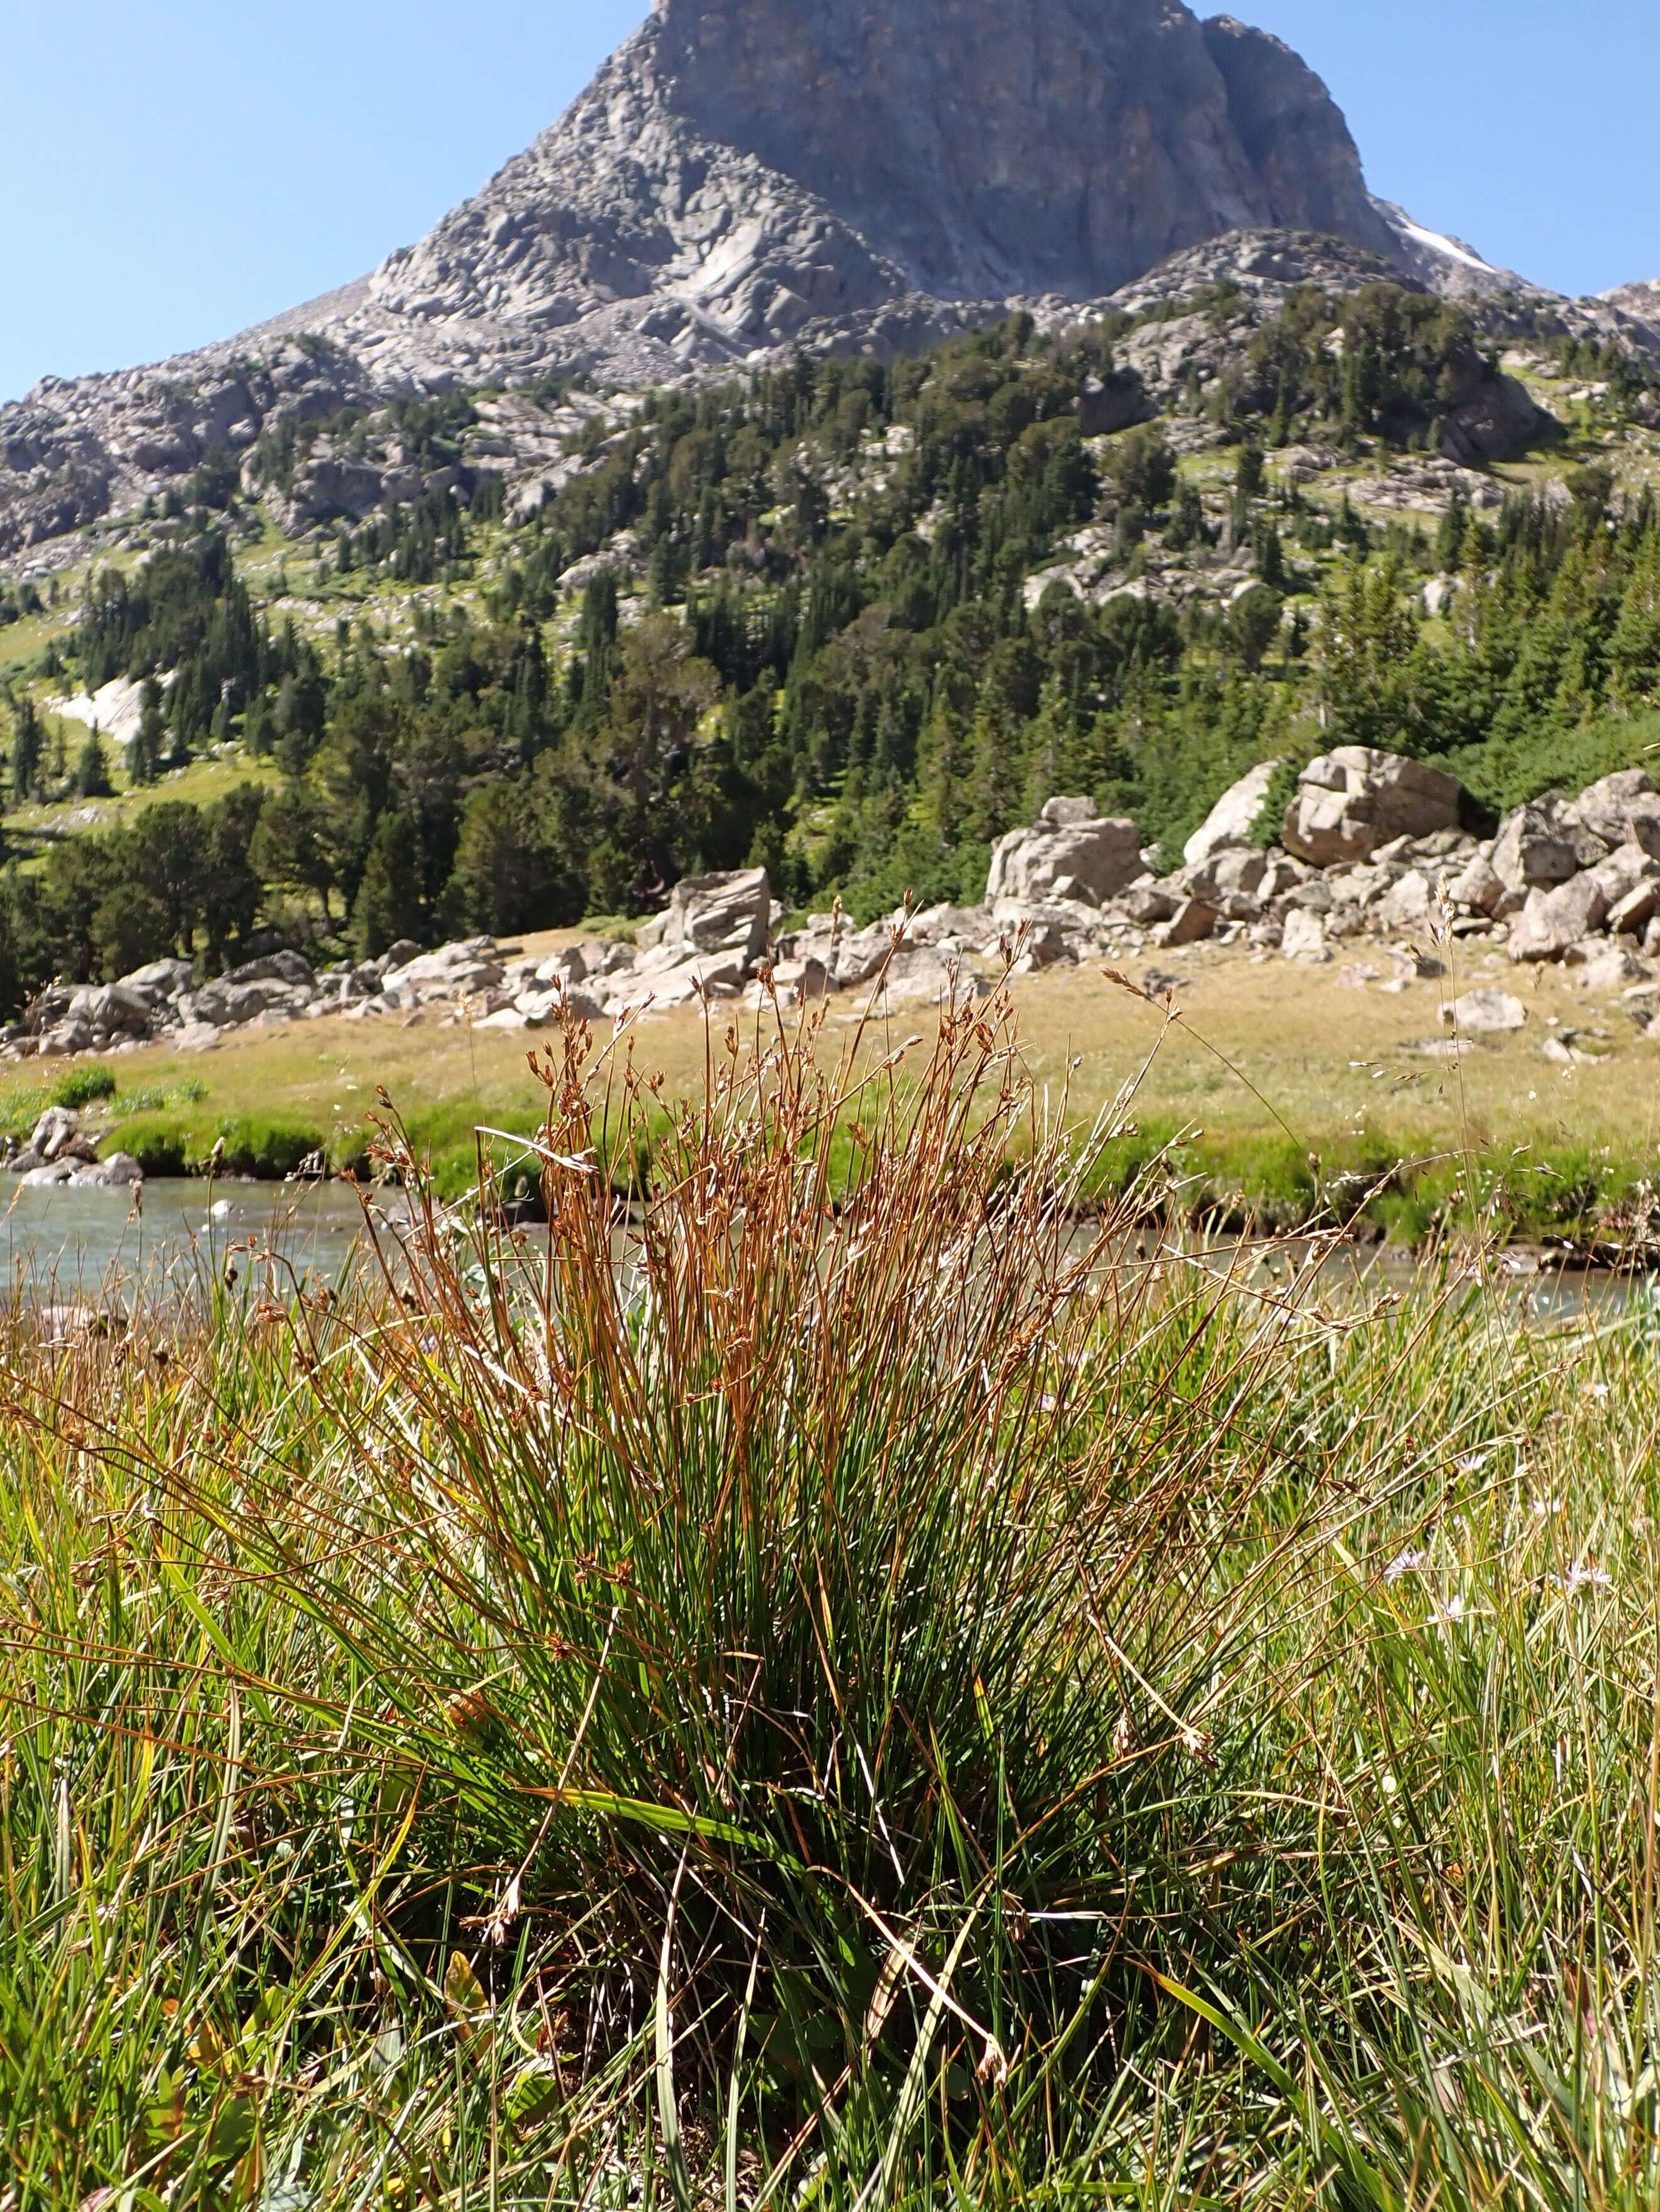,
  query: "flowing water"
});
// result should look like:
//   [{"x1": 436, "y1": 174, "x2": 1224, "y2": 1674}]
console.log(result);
[
  {"x1": 0, "y1": 1175, "x2": 1651, "y2": 1333},
  {"x1": 0, "y1": 1178, "x2": 387, "y2": 1308}
]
